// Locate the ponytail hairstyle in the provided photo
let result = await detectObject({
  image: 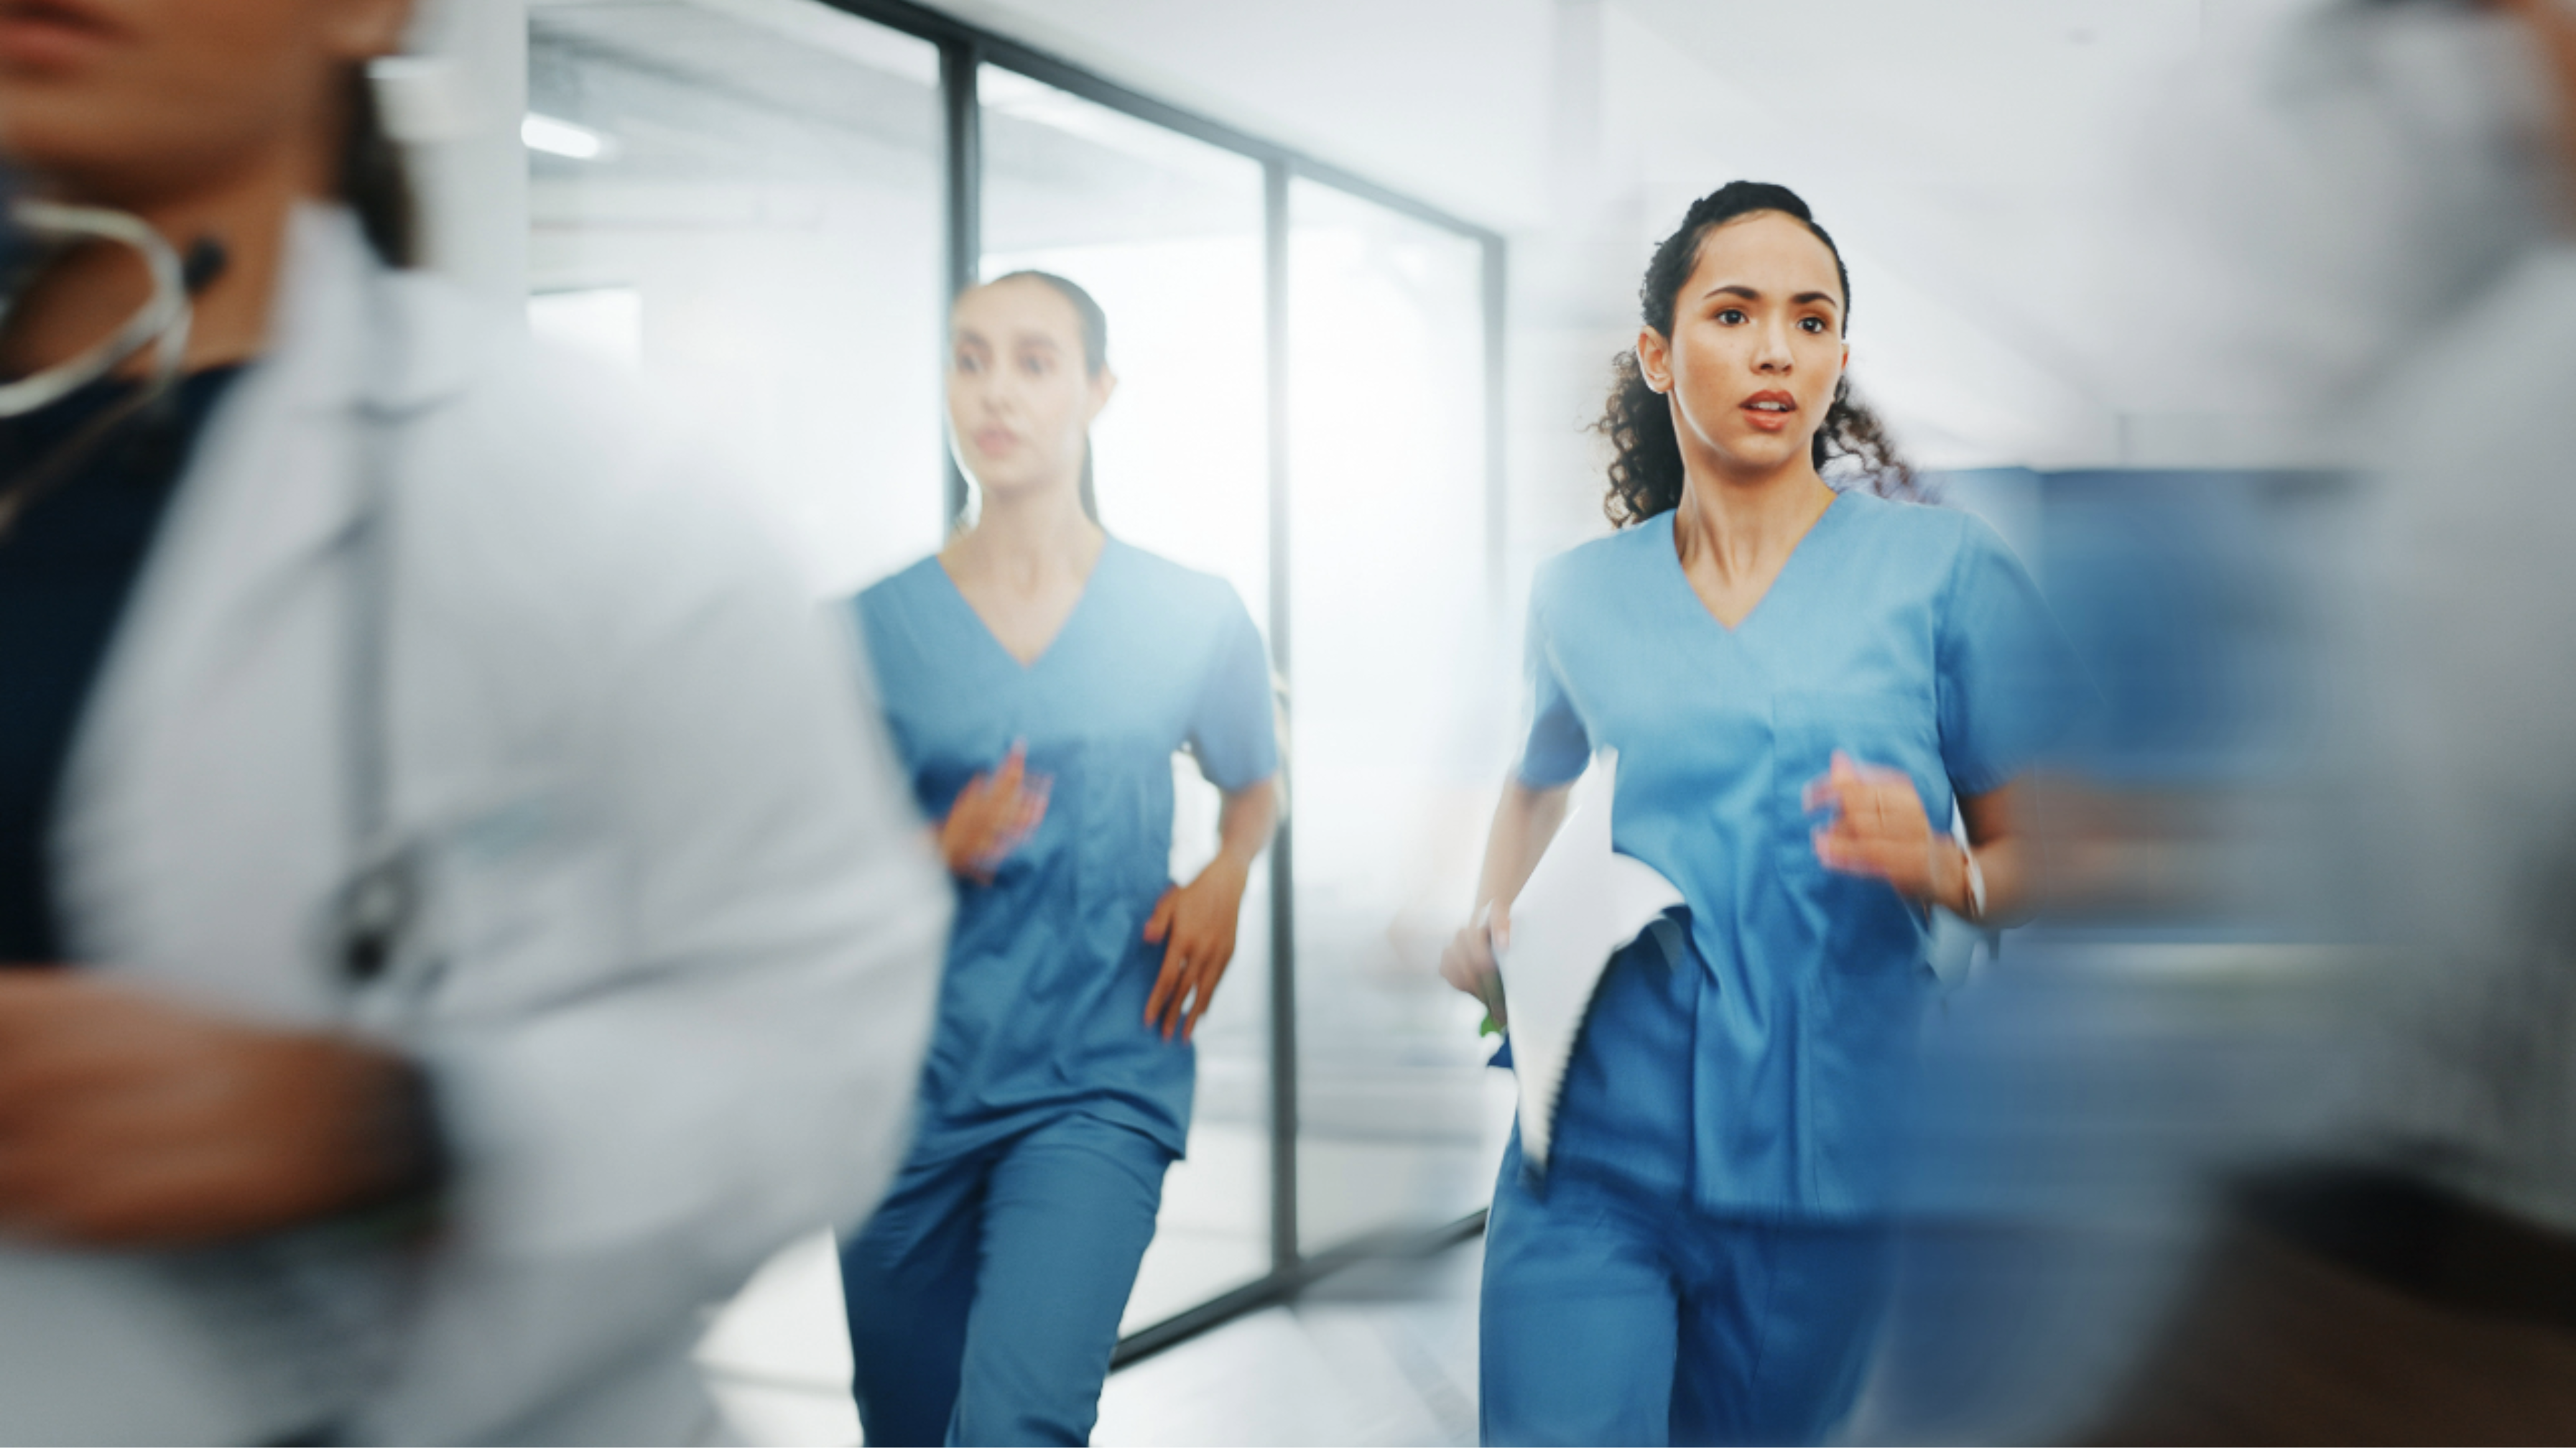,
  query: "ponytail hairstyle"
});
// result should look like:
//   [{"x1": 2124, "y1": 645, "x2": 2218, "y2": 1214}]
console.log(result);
[
  {"x1": 986, "y1": 269, "x2": 1108, "y2": 524},
  {"x1": 339, "y1": 64, "x2": 419, "y2": 269},
  {"x1": 1596, "y1": 180, "x2": 1916, "y2": 526}
]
